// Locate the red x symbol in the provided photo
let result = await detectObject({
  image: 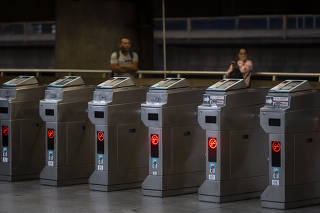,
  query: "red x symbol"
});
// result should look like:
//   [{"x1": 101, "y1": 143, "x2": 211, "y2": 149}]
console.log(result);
[
  {"x1": 2, "y1": 126, "x2": 8, "y2": 136},
  {"x1": 48, "y1": 129, "x2": 55, "y2": 139},
  {"x1": 97, "y1": 131, "x2": 104, "y2": 142}
]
